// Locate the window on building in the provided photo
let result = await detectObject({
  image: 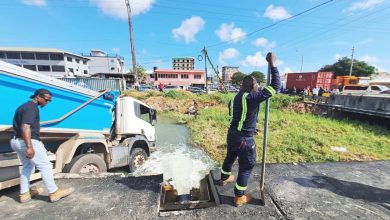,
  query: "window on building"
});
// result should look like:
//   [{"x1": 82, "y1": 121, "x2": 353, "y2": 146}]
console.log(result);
[
  {"x1": 23, "y1": 65, "x2": 36, "y2": 71},
  {"x1": 37, "y1": 65, "x2": 51, "y2": 72},
  {"x1": 50, "y1": 53, "x2": 64, "y2": 61},
  {"x1": 84, "y1": 70, "x2": 88, "y2": 75},
  {"x1": 35, "y1": 53, "x2": 49, "y2": 60},
  {"x1": 6, "y1": 52, "x2": 21, "y2": 59},
  {"x1": 67, "y1": 57, "x2": 72, "y2": 62},
  {"x1": 15, "y1": 64, "x2": 22, "y2": 67},
  {"x1": 110, "y1": 67, "x2": 115, "y2": 71},
  {"x1": 158, "y1": 74, "x2": 178, "y2": 78},
  {"x1": 0, "y1": 52, "x2": 5, "y2": 59},
  {"x1": 75, "y1": 58, "x2": 80, "y2": 63},
  {"x1": 68, "y1": 68, "x2": 74, "y2": 73},
  {"x1": 181, "y1": 74, "x2": 189, "y2": 79},
  {"x1": 150, "y1": 75, "x2": 154, "y2": 79},
  {"x1": 83, "y1": 60, "x2": 87, "y2": 65},
  {"x1": 194, "y1": 74, "x2": 201, "y2": 79},
  {"x1": 111, "y1": 60, "x2": 114, "y2": 63},
  {"x1": 21, "y1": 52, "x2": 35, "y2": 60},
  {"x1": 52, "y1": 65, "x2": 65, "y2": 72}
]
